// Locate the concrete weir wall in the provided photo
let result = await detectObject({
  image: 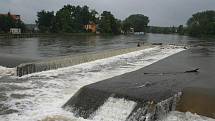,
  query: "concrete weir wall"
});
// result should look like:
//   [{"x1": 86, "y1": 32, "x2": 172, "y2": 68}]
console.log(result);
[
  {"x1": 63, "y1": 85, "x2": 181, "y2": 120},
  {"x1": 63, "y1": 47, "x2": 215, "y2": 120},
  {"x1": 16, "y1": 45, "x2": 153, "y2": 77}
]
